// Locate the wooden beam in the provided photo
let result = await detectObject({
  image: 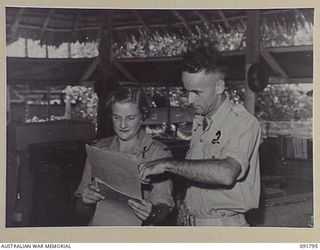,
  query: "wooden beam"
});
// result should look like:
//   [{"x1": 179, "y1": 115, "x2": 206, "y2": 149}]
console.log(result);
[
  {"x1": 269, "y1": 76, "x2": 313, "y2": 84},
  {"x1": 218, "y1": 10, "x2": 231, "y2": 31},
  {"x1": 39, "y1": 9, "x2": 54, "y2": 40},
  {"x1": 118, "y1": 50, "x2": 244, "y2": 64},
  {"x1": 10, "y1": 8, "x2": 25, "y2": 40},
  {"x1": 132, "y1": 10, "x2": 150, "y2": 33},
  {"x1": 79, "y1": 57, "x2": 100, "y2": 83},
  {"x1": 244, "y1": 10, "x2": 260, "y2": 114},
  {"x1": 113, "y1": 59, "x2": 137, "y2": 82},
  {"x1": 265, "y1": 45, "x2": 313, "y2": 53},
  {"x1": 173, "y1": 11, "x2": 192, "y2": 34},
  {"x1": 260, "y1": 48, "x2": 289, "y2": 78},
  {"x1": 119, "y1": 56, "x2": 182, "y2": 63}
]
